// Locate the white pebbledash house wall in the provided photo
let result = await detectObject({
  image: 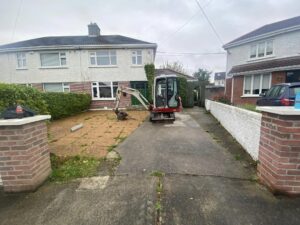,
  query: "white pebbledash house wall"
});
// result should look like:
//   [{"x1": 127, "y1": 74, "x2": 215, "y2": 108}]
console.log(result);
[
  {"x1": 223, "y1": 16, "x2": 300, "y2": 106},
  {"x1": 0, "y1": 23, "x2": 157, "y2": 109},
  {"x1": 226, "y1": 30, "x2": 300, "y2": 74},
  {"x1": 0, "y1": 48, "x2": 154, "y2": 83}
]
